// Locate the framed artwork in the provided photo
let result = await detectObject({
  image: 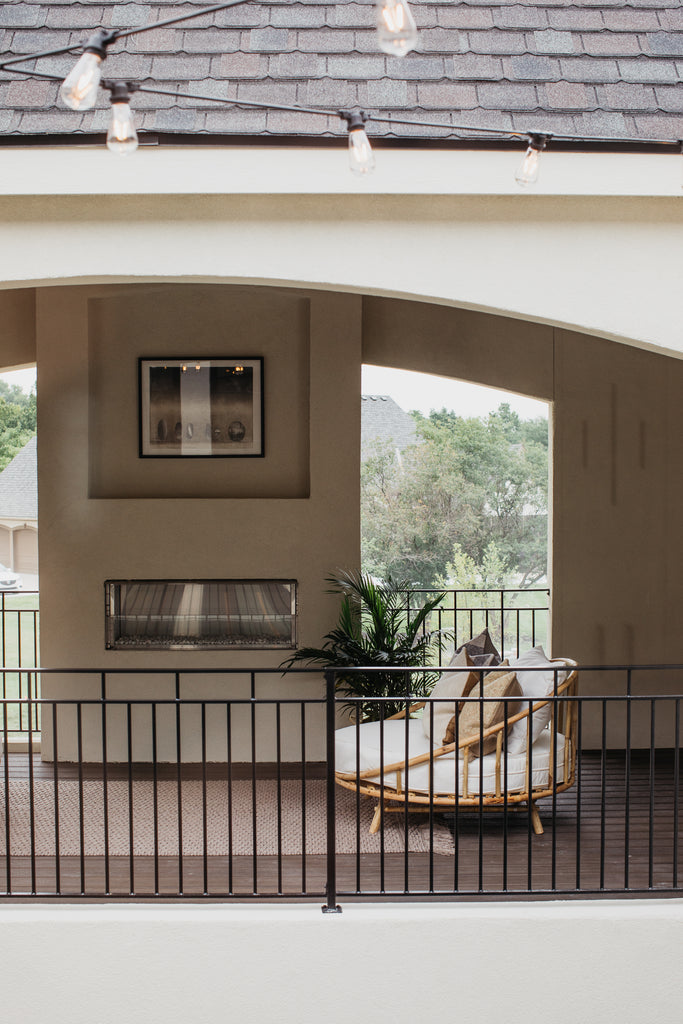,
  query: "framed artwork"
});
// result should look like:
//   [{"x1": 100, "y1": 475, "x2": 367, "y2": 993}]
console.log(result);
[{"x1": 139, "y1": 357, "x2": 264, "y2": 458}]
